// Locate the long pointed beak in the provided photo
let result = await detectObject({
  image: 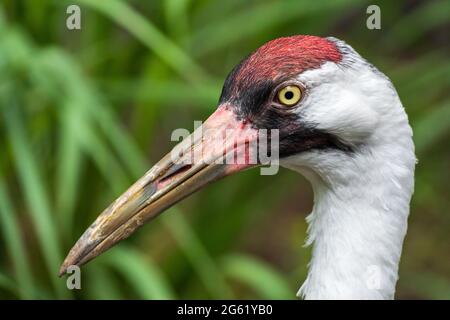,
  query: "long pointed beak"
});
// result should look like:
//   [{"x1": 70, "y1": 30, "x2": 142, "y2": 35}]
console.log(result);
[{"x1": 59, "y1": 105, "x2": 260, "y2": 276}]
